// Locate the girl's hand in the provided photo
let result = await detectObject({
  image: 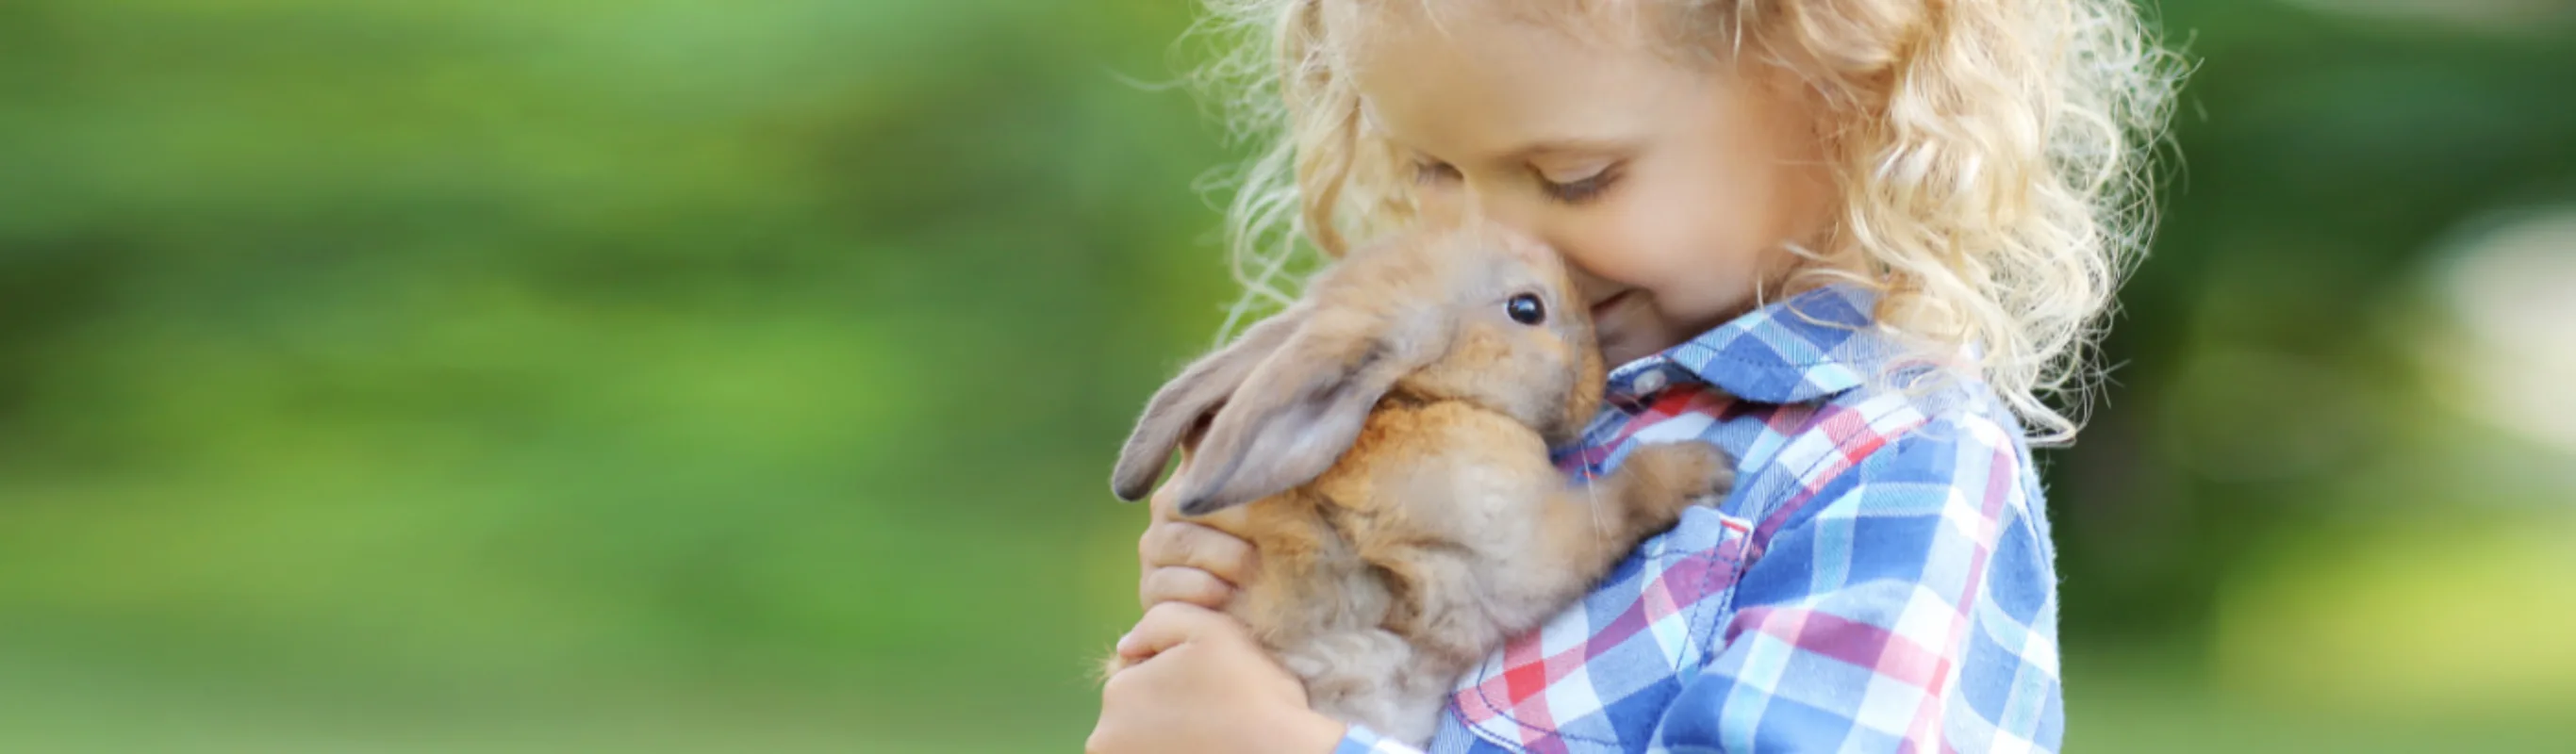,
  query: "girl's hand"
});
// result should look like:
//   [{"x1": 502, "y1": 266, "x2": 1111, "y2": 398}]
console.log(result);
[
  {"x1": 1088, "y1": 602, "x2": 1346, "y2": 754},
  {"x1": 1137, "y1": 457, "x2": 1257, "y2": 609}
]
